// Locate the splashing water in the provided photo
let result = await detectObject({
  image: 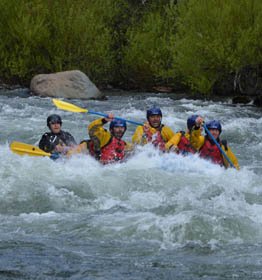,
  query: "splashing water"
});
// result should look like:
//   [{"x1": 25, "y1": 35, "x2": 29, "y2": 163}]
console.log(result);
[{"x1": 0, "y1": 93, "x2": 261, "y2": 279}]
